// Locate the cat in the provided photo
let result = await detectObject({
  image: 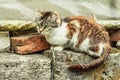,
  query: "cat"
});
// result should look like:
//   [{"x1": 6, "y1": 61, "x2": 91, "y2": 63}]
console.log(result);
[
  {"x1": 35, "y1": 11, "x2": 61, "y2": 33},
  {"x1": 35, "y1": 11, "x2": 111, "y2": 72}
]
